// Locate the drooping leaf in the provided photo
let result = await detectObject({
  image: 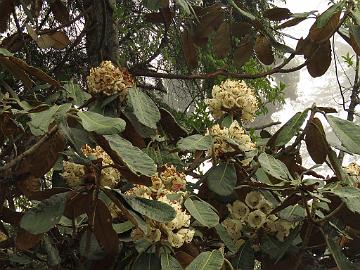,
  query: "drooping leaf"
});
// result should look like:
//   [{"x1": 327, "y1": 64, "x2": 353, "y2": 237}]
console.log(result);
[
  {"x1": 161, "y1": 253, "x2": 183, "y2": 270},
  {"x1": 185, "y1": 250, "x2": 224, "y2": 270},
  {"x1": 268, "y1": 110, "x2": 309, "y2": 147},
  {"x1": 91, "y1": 199, "x2": 119, "y2": 256},
  {"x1": 182, "y1": 29, "x2": 198, "y2": 69},
  {"x1": 207, "y1": 162, "x2": 237, "y2": 196},
  {"x1": 231, "y1": 240, "x2": 255, "y2": 270},
  {"x1": 325, "y1": 235, "x2": 356, "y2": 270},
  {"x1": 309, "y1": 3, "x2": 342, "y2": 43},
  {"x1": 307, "y1": 40, "x2": 331, "y2": 78},
  {"x1": 233, "y1": 35, "x2": 254, "y2": 67},
  {"x1": 159, "y1": 108, "x2": 188, "y2": 140},
  {"x1": 127, "y1": 87, "x2": 161, "y2": 129},
  {"x1": 258, "y1": 153, "x2": 293, "y2": 181},
  {"x1": 184, "y1": 198, "x2": 219, "y2": 228},
  {"x1": 123, "y1": 195, "x2": 176, "y2": 222},
  {"x1": 263, "y1": 7, "x2": 292, "y2": 21},
  {"x1": 327, "y1": 115, "x2": 360, "y2": 154},
  {"x1": 305, "y1": 117, "x2": 329, "y2": 164},
  {"x1": 50, "y1": 0, "x2": 70, "y2": 24},
  {"x1": 78, "y1": 110, "x2": 126, "y2": 135},
  {"x1": 15, "y1": 228, "x2": 42, "y2": 250},
  {"x1": 104, "y1": 134, "x2": 157, "y2": 177},
  {"x1": 254, "y1": 35, "x2": 274, "y2": 65},
  {"x1": 20, "y1": 192, "x2": 68, "y2": 234},
  {"x1": 213, "y1": 22, "x2": 231, "y2": 58},
  {"x1": 177, "y1": 134, "x2": 212, "y2": 152},
  {"x1": 276, "y1": 16, "x2": 307, "y2": 29}
]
